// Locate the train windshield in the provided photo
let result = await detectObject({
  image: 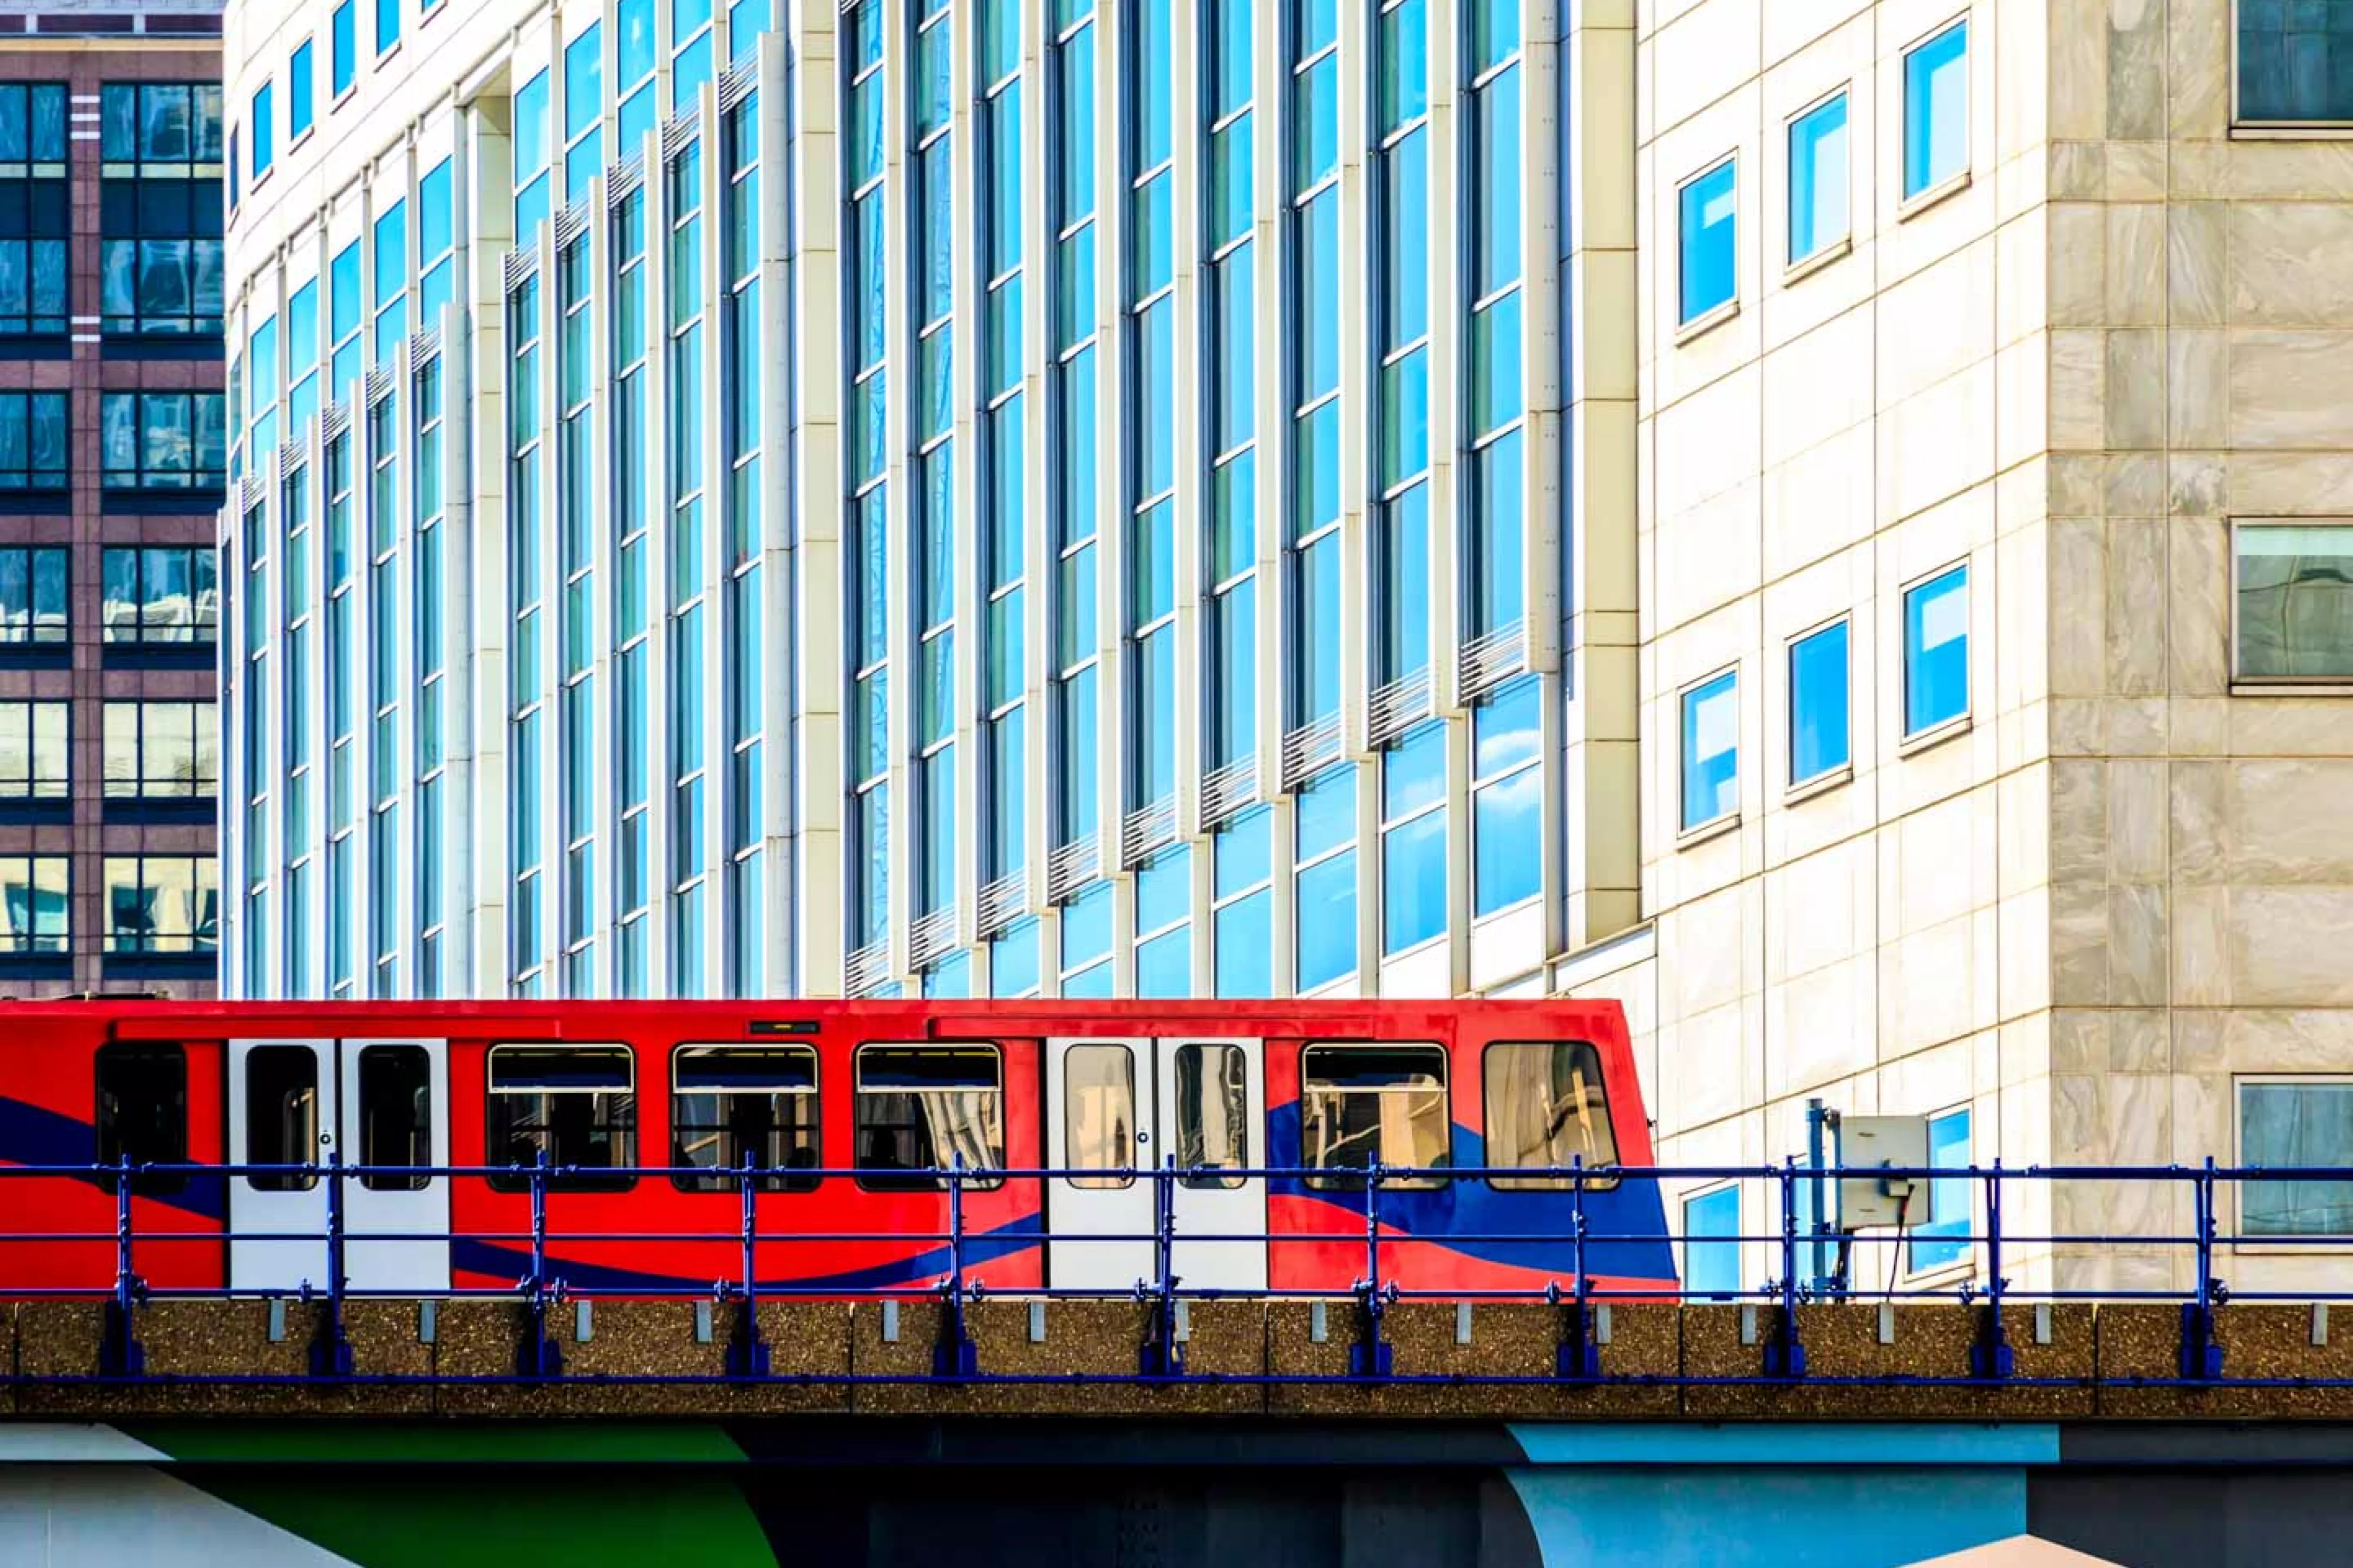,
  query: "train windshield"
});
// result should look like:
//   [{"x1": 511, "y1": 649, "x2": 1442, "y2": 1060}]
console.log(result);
[
  {"x1": 672, "y1": 1045, "x2": 821, "y2": 1193},
  {"x1": 854, "y1": 1045, "x2": 1004, "y2": 1190},
  {"x1": 1482, "y1": 1041, "x2": 1619, "y2": 1190},
  {"x1": 1300, "y1": 1043, "x2": 1449, "y2": 1189}
]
